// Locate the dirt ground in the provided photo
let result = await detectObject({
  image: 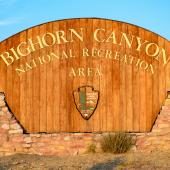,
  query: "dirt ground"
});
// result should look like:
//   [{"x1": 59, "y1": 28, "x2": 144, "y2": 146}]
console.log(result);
[{"x1": 0, "y1": 150, "x2": 170, "y2": 170}]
